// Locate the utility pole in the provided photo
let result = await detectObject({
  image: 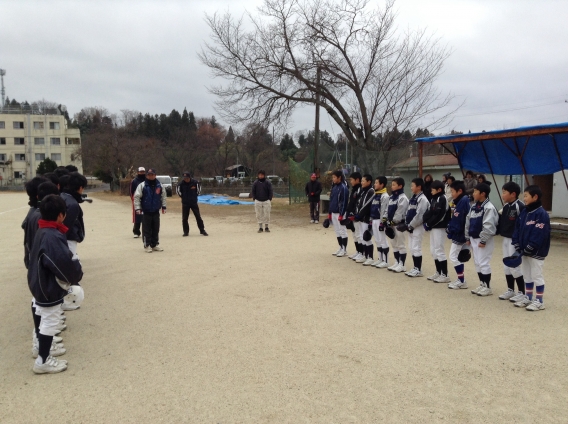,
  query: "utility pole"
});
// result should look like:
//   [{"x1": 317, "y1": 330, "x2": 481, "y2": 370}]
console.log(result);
[
  {"x1": 272, "y1": 126, "x2": 275, "y2": 175},
  {"x1": 314, "y1": 66, "x2": 321, "y2": 176},
  {"x1": 0, "y1": 69, "x2": 6, "y2": 109}
]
